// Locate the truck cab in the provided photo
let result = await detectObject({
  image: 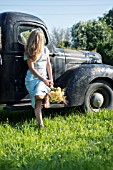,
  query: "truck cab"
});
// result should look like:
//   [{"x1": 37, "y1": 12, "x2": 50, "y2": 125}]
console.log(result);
[{"x1": 0, "y1": 11, "x2": 113, "y2": 113}]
